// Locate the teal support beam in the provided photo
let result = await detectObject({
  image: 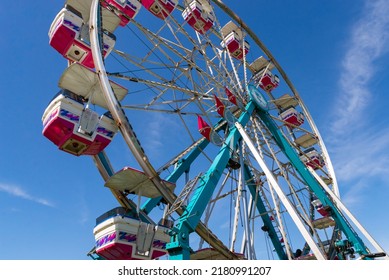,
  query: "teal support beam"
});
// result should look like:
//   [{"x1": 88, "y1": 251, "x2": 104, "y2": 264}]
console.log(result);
[
  {"x1": 247, "y1": 85, "x2": 369, "y2": 256},
  {"x1": 166, "y1": 102, "x2": 256, "y2": 259},
  {"x1": 97, "y1": 152, "x2": 115, "y2": 177},
  {"x1": 141, "y1": 139, "x2": 209, "y2": 215},
  {"x1": 243, "y1": 164, "x2": 288, "y2": 260},
  {"x1": 166, "y1": 226, "x2": 192, "y2": 260}
]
